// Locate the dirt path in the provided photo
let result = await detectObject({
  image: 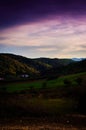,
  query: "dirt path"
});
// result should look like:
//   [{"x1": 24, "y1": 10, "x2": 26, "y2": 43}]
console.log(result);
[
  {"x1": 0, "y1": 115, "x2": 86, "y2": 130},
  {"x1": 0, "y1": 125, "x2": 86, "y2": 130}
]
